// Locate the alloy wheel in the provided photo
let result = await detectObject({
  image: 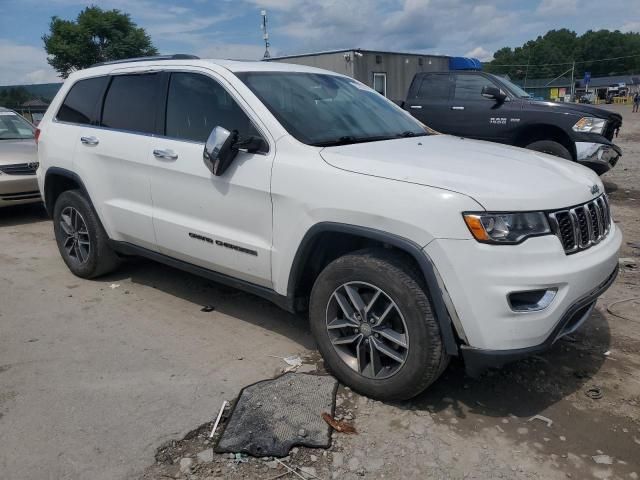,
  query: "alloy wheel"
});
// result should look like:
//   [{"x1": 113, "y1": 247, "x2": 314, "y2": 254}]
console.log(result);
[
  {"x1": 59, "y1": 206, "x2": 91, "y2": 264},
  {"x1": 325, "y1": 281, "x2": 409, "y2": 379}
]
